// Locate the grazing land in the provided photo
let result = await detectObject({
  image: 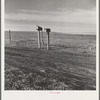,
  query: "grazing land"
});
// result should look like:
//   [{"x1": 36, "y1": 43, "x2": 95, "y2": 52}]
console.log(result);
[{"x1": 5, "y1": 31, "x2": 96, "y2": 90}]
